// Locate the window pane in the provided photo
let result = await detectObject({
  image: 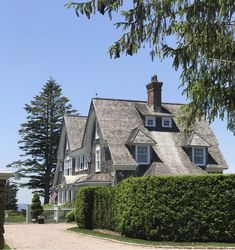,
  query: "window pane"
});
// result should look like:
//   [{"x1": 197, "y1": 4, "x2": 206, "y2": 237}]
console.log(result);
[
  {"x1": 137, "y1": 146, "x2": 148, "y2": 163},
  {"x1": 193, "y1": 148, "x2": 204, "y2": 164}
]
